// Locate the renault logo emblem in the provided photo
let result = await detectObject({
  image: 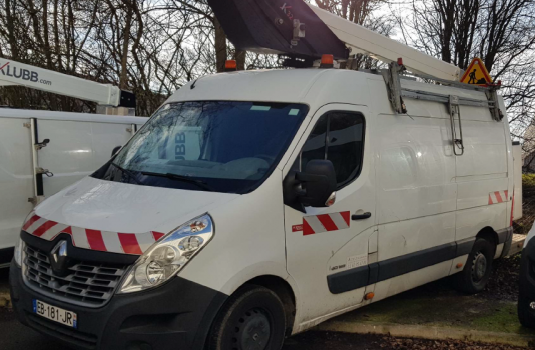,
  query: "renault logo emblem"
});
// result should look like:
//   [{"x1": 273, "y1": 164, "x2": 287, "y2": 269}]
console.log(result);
[{"x1": 49, "y1": 240, "x2": 70, "y2": 276}]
